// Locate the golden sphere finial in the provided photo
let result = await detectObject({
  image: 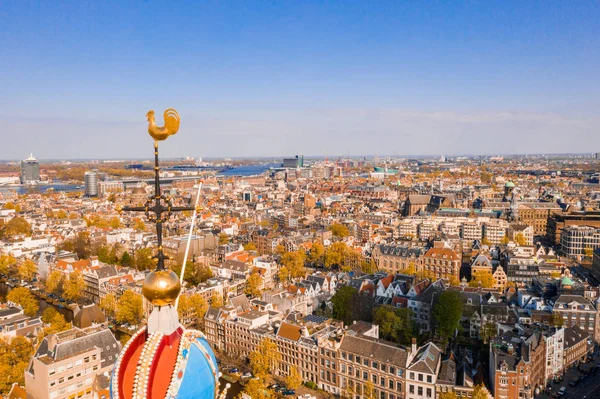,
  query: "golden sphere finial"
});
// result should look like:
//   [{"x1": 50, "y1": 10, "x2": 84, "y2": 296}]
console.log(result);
[{"x1": 141, "y1": 269, "x2": 181, "y2": 307}]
